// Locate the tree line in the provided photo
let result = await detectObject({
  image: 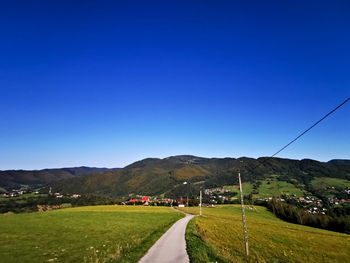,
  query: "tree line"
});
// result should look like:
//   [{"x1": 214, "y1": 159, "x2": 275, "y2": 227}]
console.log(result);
[
  {"x1": 264, "y1": 199, "x2": 350, "y2": 234},
  {"x1": 0, "y1": 194, "x2": 117, "y2": 213}
]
